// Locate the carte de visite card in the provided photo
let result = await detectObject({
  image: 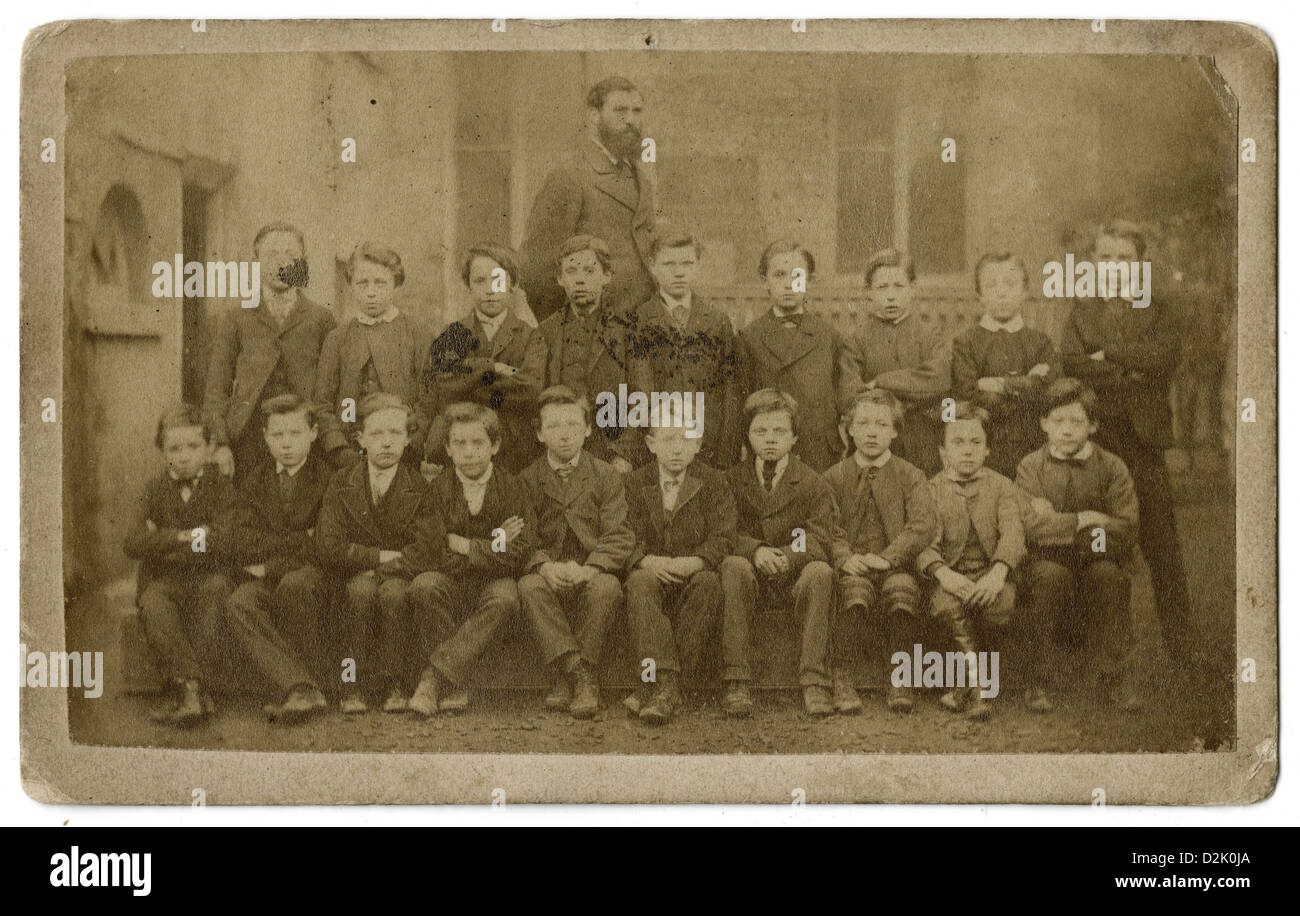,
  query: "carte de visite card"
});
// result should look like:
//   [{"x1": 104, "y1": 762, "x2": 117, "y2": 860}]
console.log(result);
[{"x1": 19, "y1": 18, "x2": 1277, "y2": 805}]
